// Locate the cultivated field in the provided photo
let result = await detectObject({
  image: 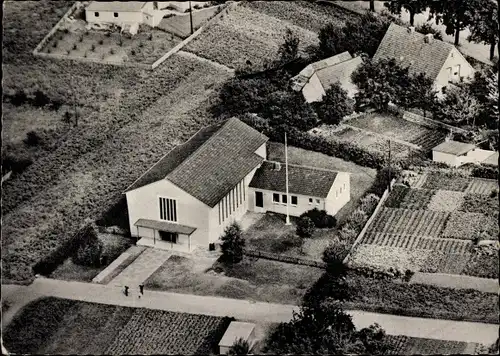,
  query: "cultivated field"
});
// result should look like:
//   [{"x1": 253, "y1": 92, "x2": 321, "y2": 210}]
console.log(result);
[
  {"x1": 184, "y1": 4, "x2": 319, "y2": 70},
  {"x1": 349, "y1": 173, "x2": 499, "y2": 278},
  {"x1": 385, "y1": 335, "x2": 472, "y2": 355},
  {"x1": 3, "y1": 297, "x2": 231, "y2": 355}
]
